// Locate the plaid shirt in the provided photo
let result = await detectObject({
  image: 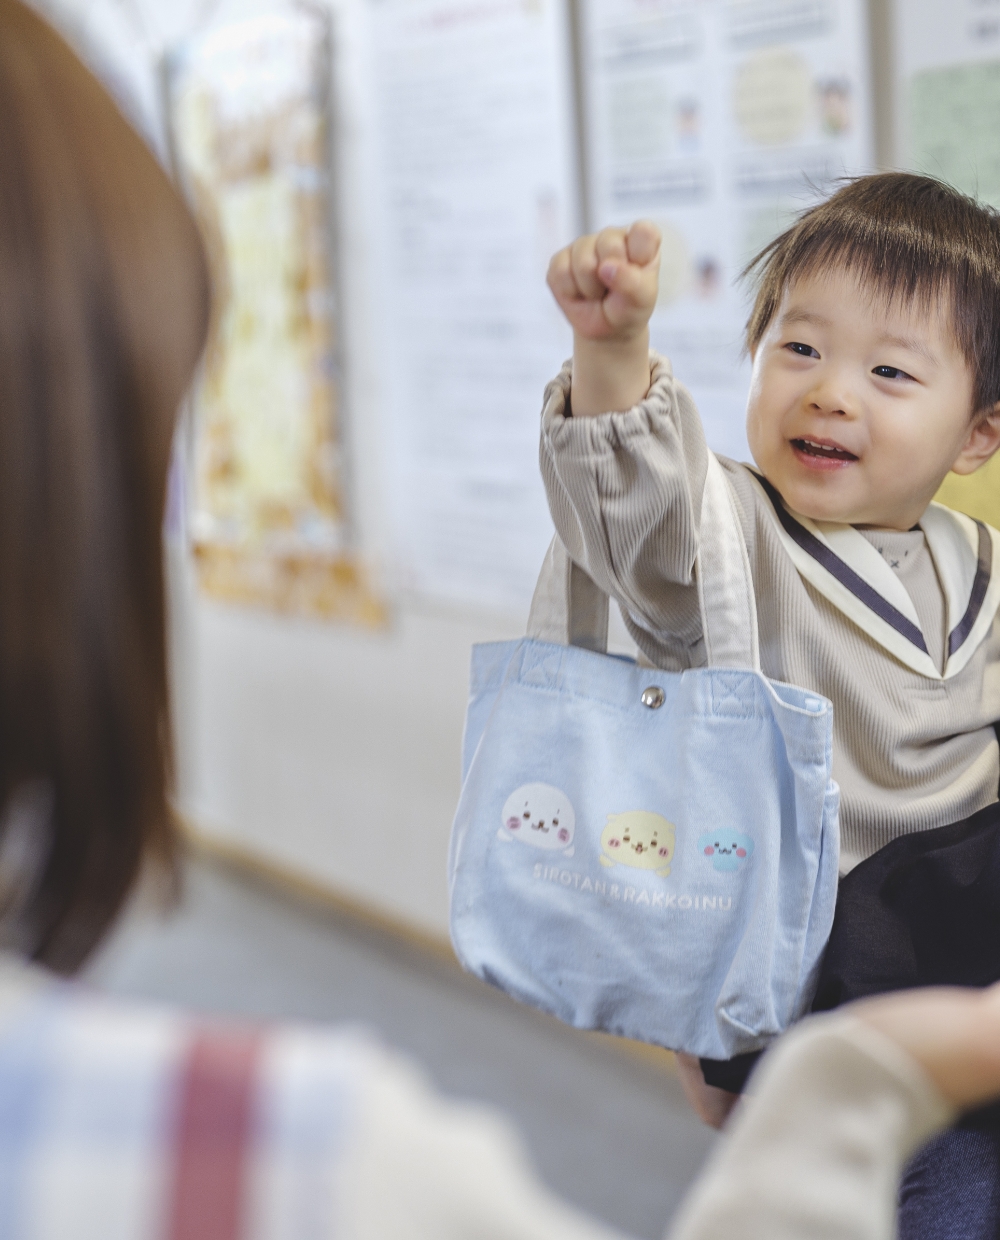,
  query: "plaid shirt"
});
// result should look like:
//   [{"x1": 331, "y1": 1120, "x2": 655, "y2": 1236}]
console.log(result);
[
  {"x1": 0, "y1": 961, "x2": 629, "y2": 1240},
  {"x1": 0, "y1": 975, "x2": 359, "y2": 1240}
]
